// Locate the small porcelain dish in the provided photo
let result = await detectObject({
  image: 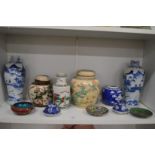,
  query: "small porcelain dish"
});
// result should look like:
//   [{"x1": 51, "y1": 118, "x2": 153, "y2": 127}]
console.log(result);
[
  {"x1": 43, "y1": 102, "x2": 60, "y2": 117},
  {"x1": 11, "y1": 102, "x2": 34, "y2": 115},
  {"x1": 86, "y1": 104, "x2": 109, "y2": 117},
  {"x1": 130, "y1": 108, "x2": 153, "y2": 118}
]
